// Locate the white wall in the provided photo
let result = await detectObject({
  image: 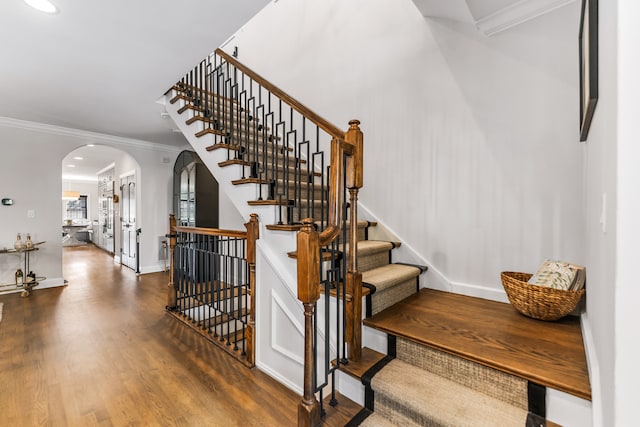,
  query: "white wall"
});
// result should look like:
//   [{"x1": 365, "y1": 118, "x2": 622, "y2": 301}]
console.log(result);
[
  {"x1": 615, "y1": 1, "x2": 639, "y2": 425},
  {"x1": 0, "y1": 119, "x2": 181, "y2": 285},
  {"x1": 580, "y1": 0, "x2": 618, "y2": 425},
  {"x1": 218, "y1": 189, "x2": 246, "y2": 230},
  {"x1": 227, "y1": 0, "x2": 584, "y2": 299},
  {"x1": 0, "y1": 129, "x2": 64, "y2": 286},
  {"x1": 225, "y1": 0, "x2": 610, "y2": 423}
]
